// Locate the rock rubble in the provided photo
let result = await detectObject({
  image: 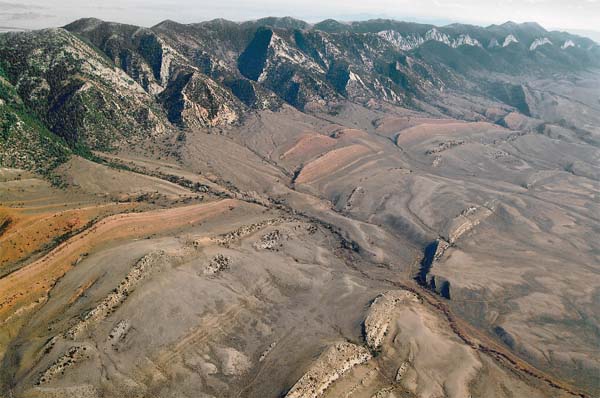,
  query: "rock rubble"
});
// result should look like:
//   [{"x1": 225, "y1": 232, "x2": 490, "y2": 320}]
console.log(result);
[{"x1": 285, "y1": 342, "x2": 372, "y2": 398}]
